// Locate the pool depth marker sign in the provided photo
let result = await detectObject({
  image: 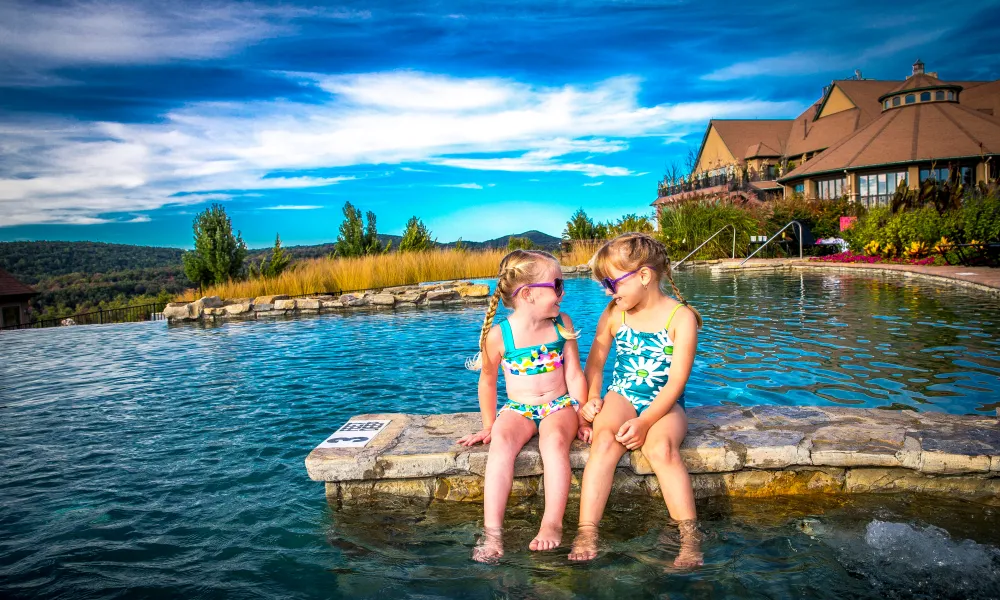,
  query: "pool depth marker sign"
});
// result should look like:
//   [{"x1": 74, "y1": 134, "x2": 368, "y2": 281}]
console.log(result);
[{"x1": 318, "y1": 419, "x2": 391, "y2": 449}]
